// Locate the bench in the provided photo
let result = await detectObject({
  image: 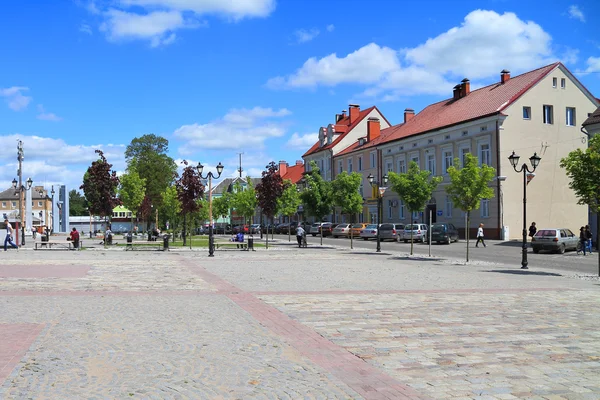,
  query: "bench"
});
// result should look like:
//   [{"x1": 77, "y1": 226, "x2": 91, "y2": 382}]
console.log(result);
[
  {"x1": 215, "y1": 240, "x2": 248, "y2": 250},
  {"x1": 35, "y1": 241, "x2": 75, "y2": 250},
  {"x1": 126, "y1": 242, "x2": 165, "y2": 251}
]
